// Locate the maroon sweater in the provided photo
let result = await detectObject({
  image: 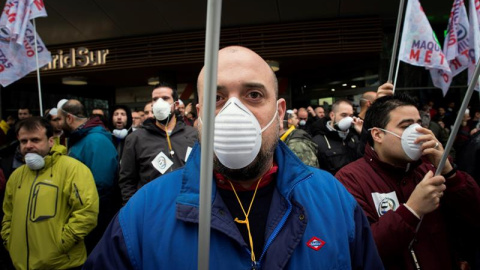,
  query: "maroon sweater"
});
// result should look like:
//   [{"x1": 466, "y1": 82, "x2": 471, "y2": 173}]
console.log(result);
[{"x1": 336, "y1": 145, "x2": 480, "y2": 270}]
